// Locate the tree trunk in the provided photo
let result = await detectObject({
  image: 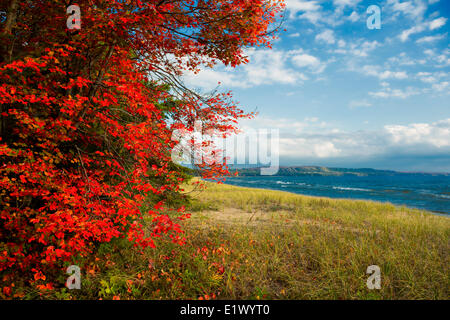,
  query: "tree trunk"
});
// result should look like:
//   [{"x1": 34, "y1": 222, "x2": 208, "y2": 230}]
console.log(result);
[{"x1": 1, "y1": 0, "x2": 19, "y2": 36}]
